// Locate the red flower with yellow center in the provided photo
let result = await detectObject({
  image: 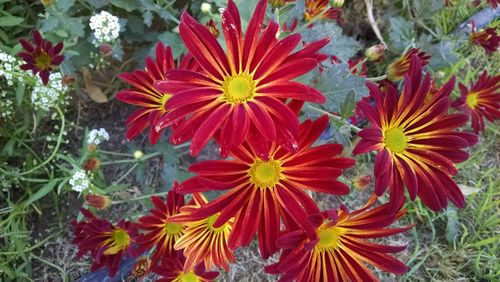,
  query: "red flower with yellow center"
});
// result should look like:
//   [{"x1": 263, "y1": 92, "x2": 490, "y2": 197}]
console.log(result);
[
  {"x1": 152, "y1": 253, "x2": 219, "y2": 282},
  {"x1": 266, "y1": 196, "x2": 413, "y2": 281},
  {"x1": 173, "y1": 193, "x2": 235, "y2": 271},
  {"x1": 304, "y1": 0, "x2": 342, "y2": 23},
  {"x1": 353, "y1": 56, "x2": 478, "y2": 211},
  {"x1": 154, "y1": 0, "x2": 329, "y2": 157},
  {"x1": 18, "y1": 30, "x2": 64, "y2": 85},
  {"x1": 452, "y1": 71, "x2": 500, "y2": 134},
  {"x1": 386, "y1": 48, "x2": 430, "y2": 81},
  {"x1": 171, "y1": 115, "x2": 354, "y2": 258},
  {"x1": 469, "y1": 21, "x2": 500, "y2": 54},
  {"x1": 72, "y1": 209, "x2": 138, "y2": 277},
  {"x1": 135, "y1": 186, "x2": 185, "y2": 264},
  {"x1": 116, "y1": 42, "x2": 197, "y2": 143}
]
